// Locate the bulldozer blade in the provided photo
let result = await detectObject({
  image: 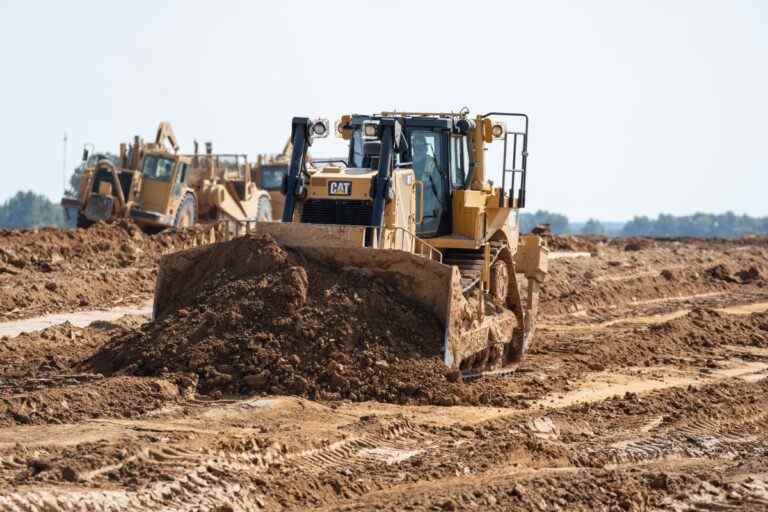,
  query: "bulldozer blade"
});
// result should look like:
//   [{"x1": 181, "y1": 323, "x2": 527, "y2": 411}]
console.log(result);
[{"x1": 153, "y1": 222, "x2": 521, "y2": 373}]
